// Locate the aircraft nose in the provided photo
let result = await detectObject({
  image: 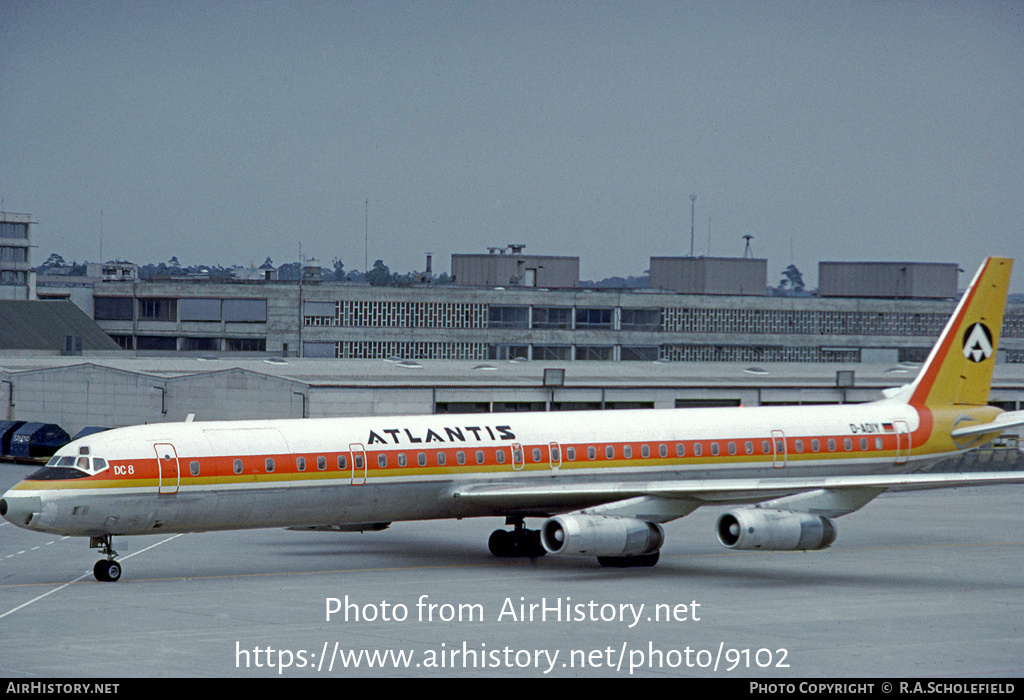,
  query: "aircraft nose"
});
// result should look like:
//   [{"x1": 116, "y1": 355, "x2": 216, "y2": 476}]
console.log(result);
[{"x1": 0, "y1": 490, "x2": 42, "y2": 529}]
